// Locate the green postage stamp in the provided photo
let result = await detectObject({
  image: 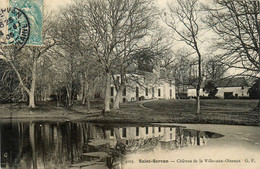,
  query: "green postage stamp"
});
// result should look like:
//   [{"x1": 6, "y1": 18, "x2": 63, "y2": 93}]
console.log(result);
[{"x1": 0, "y1": 0, "x2": 43, "y2": 47}]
